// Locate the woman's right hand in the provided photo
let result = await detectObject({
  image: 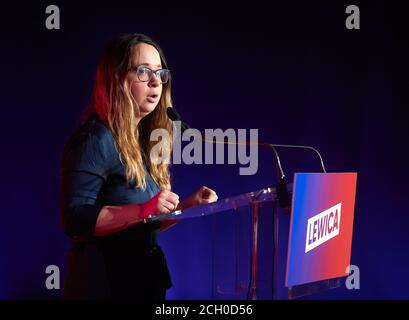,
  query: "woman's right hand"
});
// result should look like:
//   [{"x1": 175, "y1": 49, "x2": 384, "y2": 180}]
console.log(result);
[{"x1": 139, "y1": 190, "x2": 180, "y2": 219}]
